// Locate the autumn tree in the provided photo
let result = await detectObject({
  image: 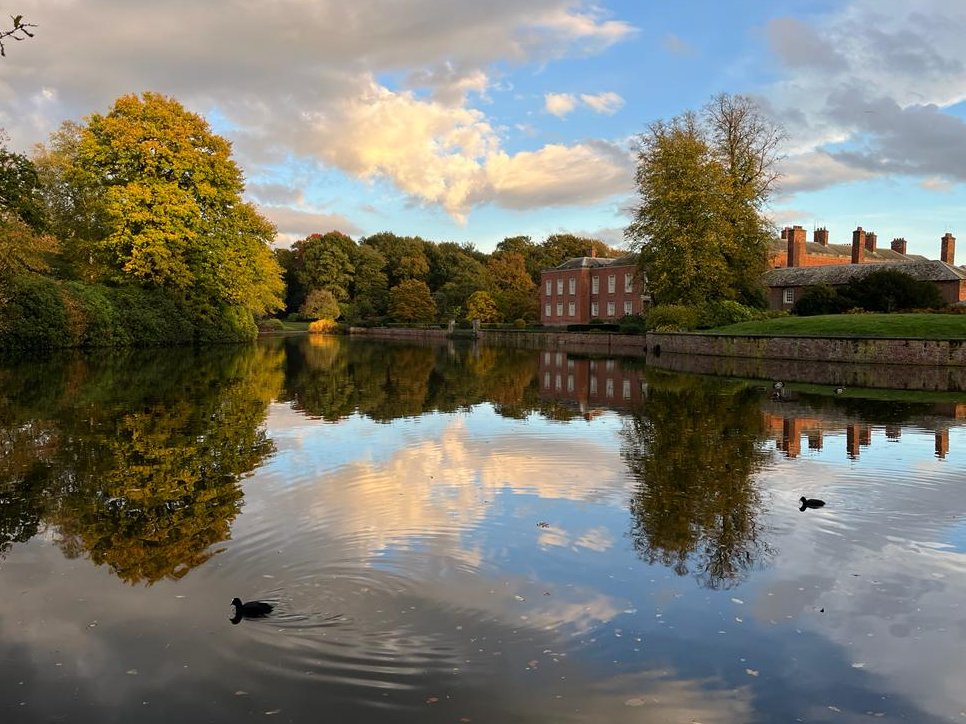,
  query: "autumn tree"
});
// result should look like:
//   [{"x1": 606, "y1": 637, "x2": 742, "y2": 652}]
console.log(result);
[
  {"x1": 389, "y1": 279, "x2": 437, "y2": 323},
  {"x1": 487, "y1": 251, "x2": 537, "y2": 321},
  {"x1": 626, "y1": 94, "x2": 783, "y2": 308},
  {"x1": 37, "y1": 93, "x2": 283, "y2": 319},
  {"x1": 361, "y1": 232, "x2": 430, "y2": 288},
  {"x1": 466, "y1": 290, "x2": 500, "y2": 322},
  {"x1": 427, "y1": 241, "x2": 489, "y2": 320}
]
